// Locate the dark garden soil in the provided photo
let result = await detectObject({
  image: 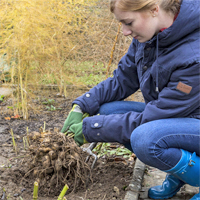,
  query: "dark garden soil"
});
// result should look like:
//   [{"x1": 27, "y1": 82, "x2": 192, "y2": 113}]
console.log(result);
[{"x1": 0, "y1": 87, "x2": 143, "y2": 200}]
